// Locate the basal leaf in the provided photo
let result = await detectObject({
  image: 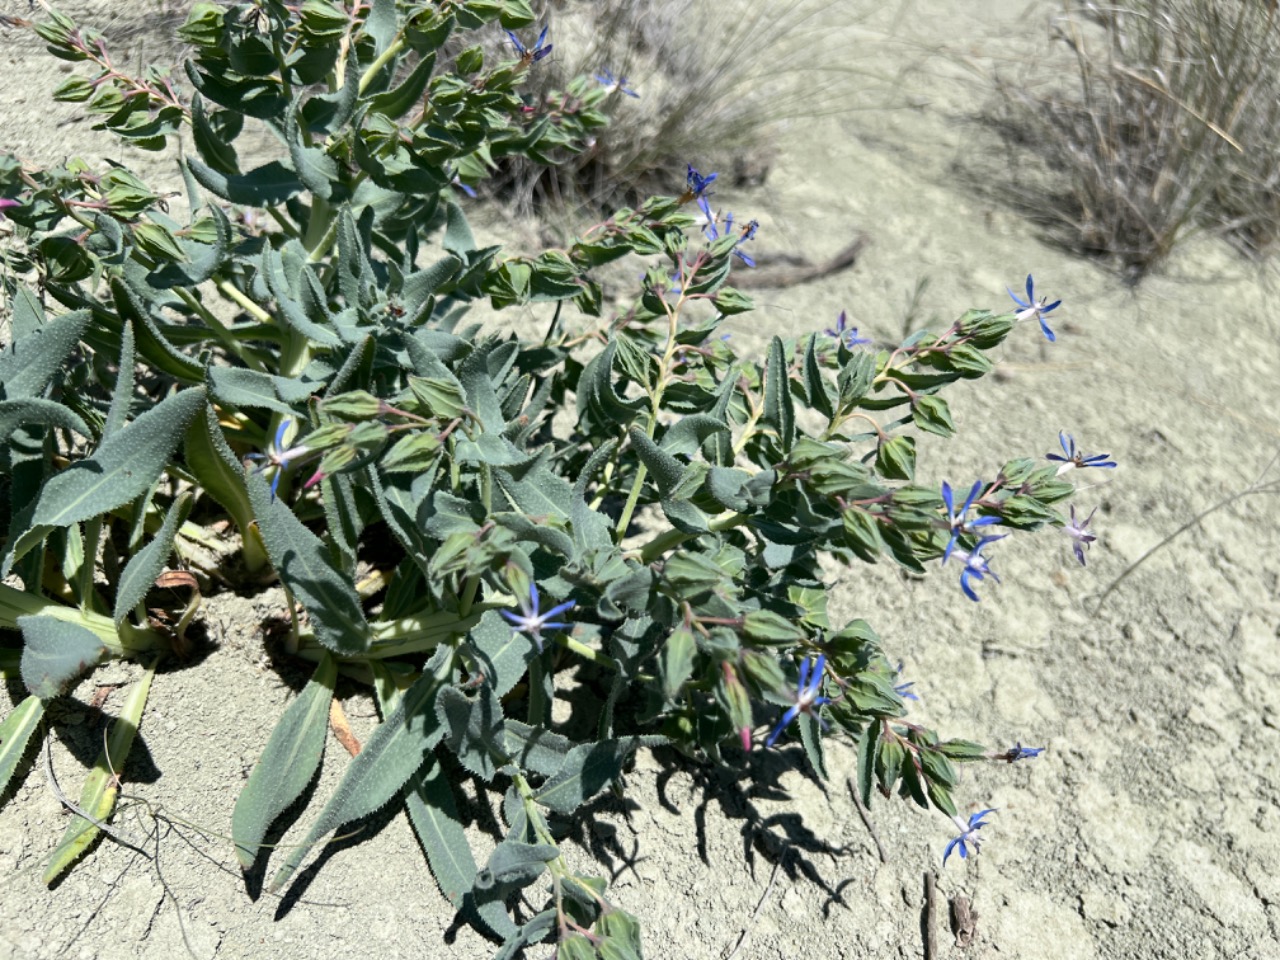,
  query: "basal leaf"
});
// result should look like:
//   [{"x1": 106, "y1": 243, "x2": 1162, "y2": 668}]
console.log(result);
[
  {"x1": 232, "y1": 654, "x2": 336, "y2": 870},
  {"x1": 0, "y1": 309, "x2": 90, "y2": 400},
  {"x1": 7, "y1": 387, "x2": 205, "y2": 577},
  {"x1": 533, "y1": 737, "x2": 649, "y2": 815},
  {"x1": 437, "y1": 684, "x2": 504, "y2": 780},
  {"x1": 18, "y1": 615, "x2": 107, "y2": 699},
  {"x1": 502, "y1": 721, "x2": 574, "y2": 778},
  {"x1": 0, "y1": 398, "x2": 90, "y2": 446},
  {"x1": 268, "y1": 661, "x2": 449, "y2": 892},
  {"x1": 43, "y1": 660, "x2": 156, "y2": 884},
  {"x1": 246, "y1": 467, "x2": 371, "y2": 655},
  {"x1": 0, "y1": 695, "x2": 45, "y2": 806},
  {"x1": 113, "y1": 492, "x2": 192, "y2": 625}
]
